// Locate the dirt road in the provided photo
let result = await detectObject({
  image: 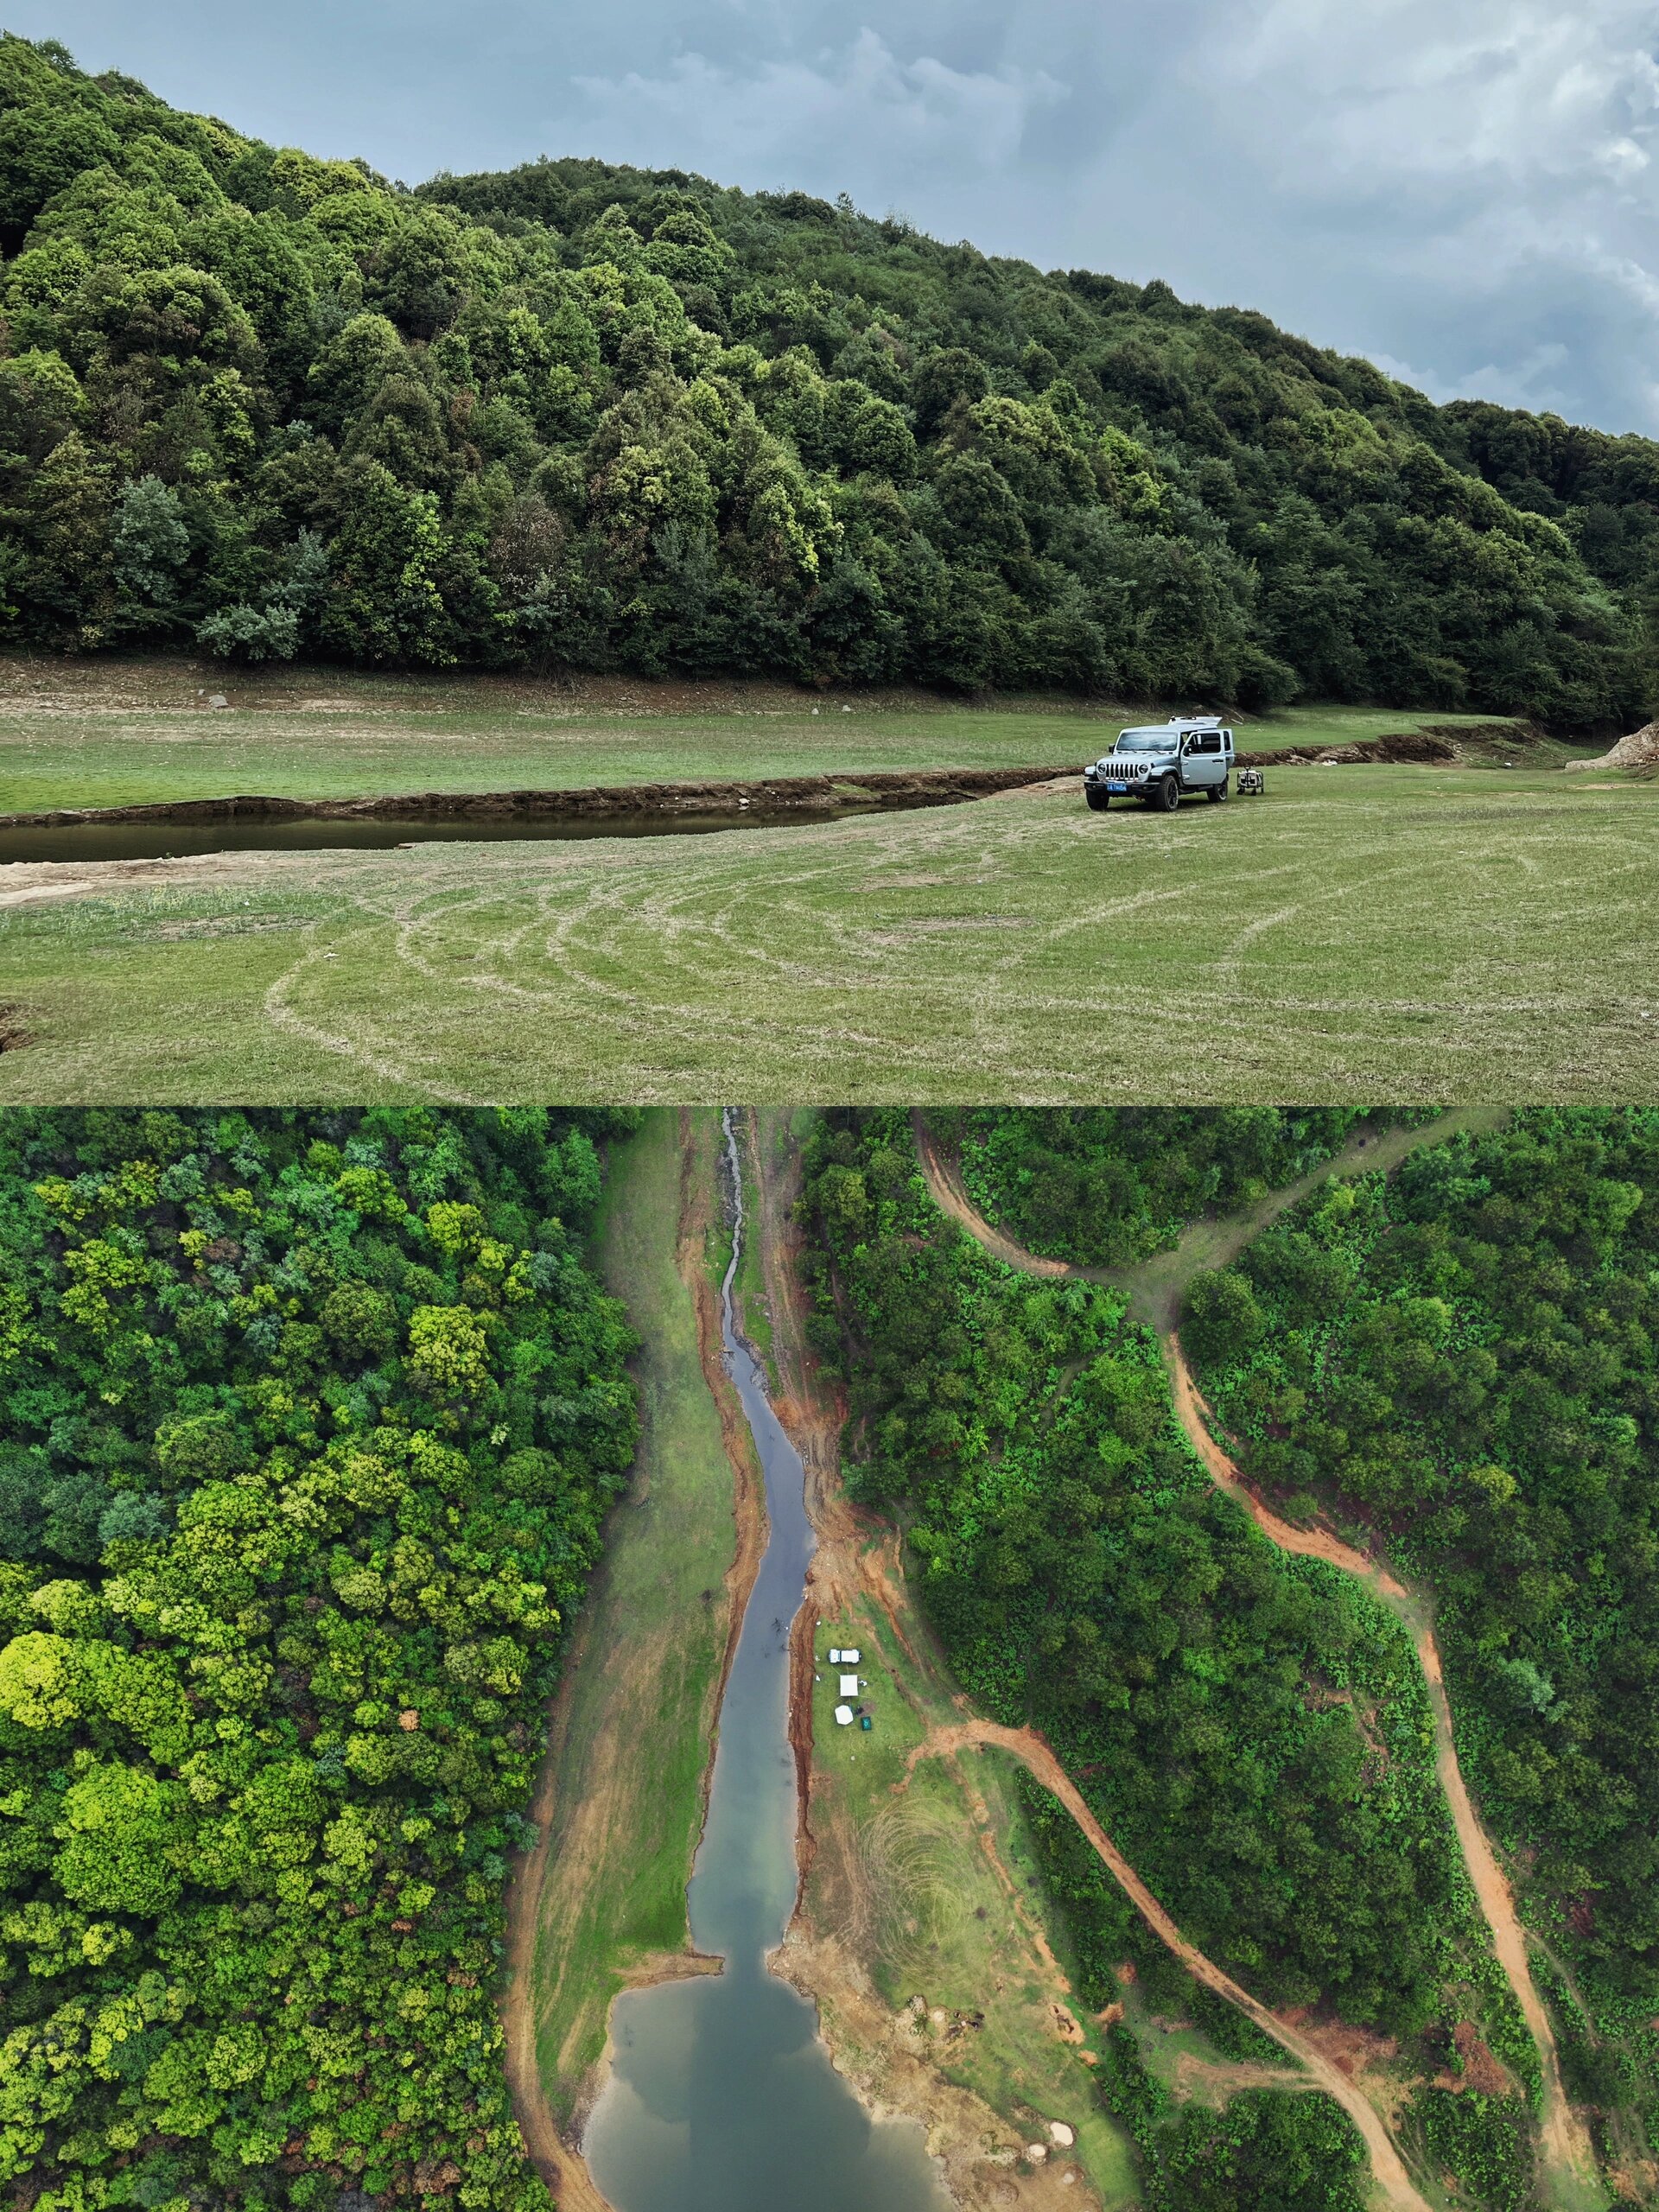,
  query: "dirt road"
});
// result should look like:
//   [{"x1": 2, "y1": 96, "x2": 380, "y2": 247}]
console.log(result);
[
  {"x1": 905, "y1": 1719, "x2": 1433, "y2": 2212},
  {"x1": 913, "y1": 1118, "x2": 1605, "y2": 2212},
  {"x1": 748, "y1": 1112, "x2": 1434, "y2": 2212},
  {"x1": 911, "y1": 1107, "x2": 1509, "y2": 1332}
]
